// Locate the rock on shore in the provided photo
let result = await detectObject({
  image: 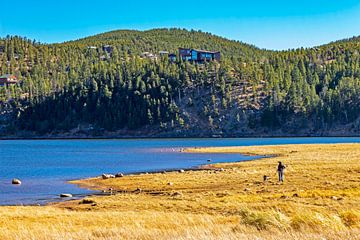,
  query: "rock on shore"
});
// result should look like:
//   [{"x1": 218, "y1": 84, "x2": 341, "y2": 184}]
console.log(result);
[
  {"x1": 115, "y1": 173, "x2": 124, "y2": 178},
  {"x1": 12, "y1": 178, "x2": 21, "y2": 185},
  {"x1": 102, "y1": 174, "x2": 115, "y2": 179},
  {"x1": 60, "y1": 193, "x2": 73, "y2": 198}
]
